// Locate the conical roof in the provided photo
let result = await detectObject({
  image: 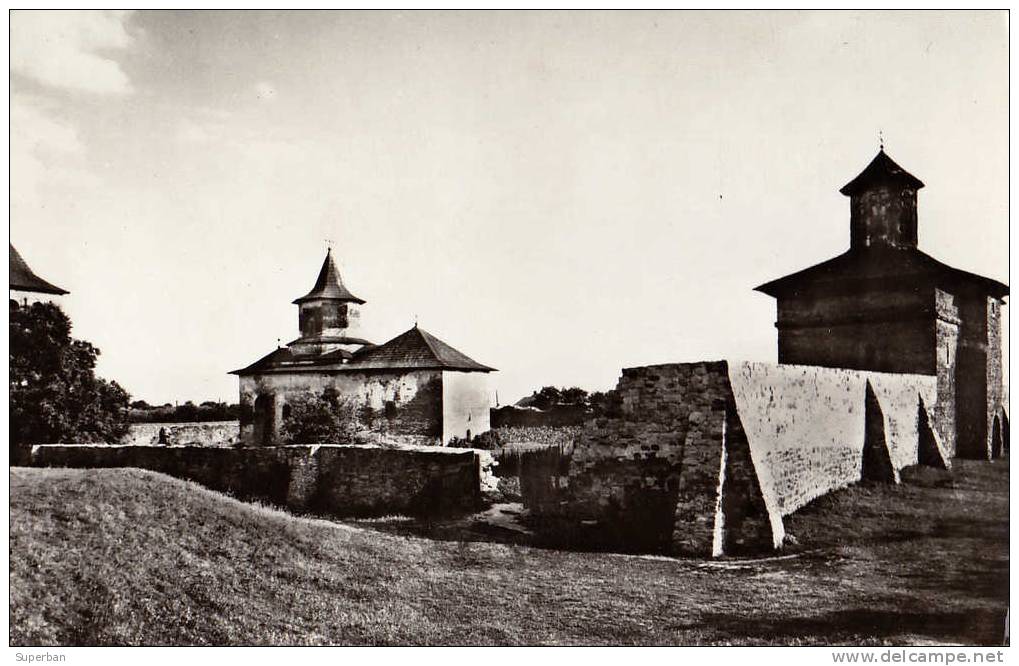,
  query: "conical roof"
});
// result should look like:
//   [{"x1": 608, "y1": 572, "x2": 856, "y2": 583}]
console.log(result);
[
  {"x1": 839, "y1": 149, "x2": 925, "y2": 196},
  {"x1": 292, "y1": 249, "x2": 364, "y2": 304},
  {"x1": 9, "y1": 245, "x2": 68, "y2": 295}
]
